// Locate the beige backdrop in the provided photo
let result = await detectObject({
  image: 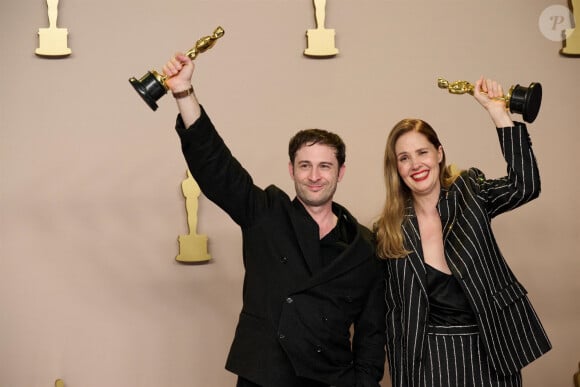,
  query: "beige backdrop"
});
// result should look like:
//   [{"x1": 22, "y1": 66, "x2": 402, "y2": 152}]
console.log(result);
[{"x1": 1, "y1": 1, "x2": 579, "y2": 386}]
